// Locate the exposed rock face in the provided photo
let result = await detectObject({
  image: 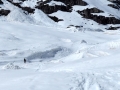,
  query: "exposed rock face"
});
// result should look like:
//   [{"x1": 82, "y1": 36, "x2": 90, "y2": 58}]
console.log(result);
[
  {"x1": 7, "y1": 0, "x2": 35, "y2": 14},
  {"x1": 53, "y1": 0, "x2": 88, "y2": 6},
  {"x1": 48, "y1": 16, "x2": 63, "y2": 22},
  {"x1": 106, "y1": 26, "x2": 120, "y2": 30},
  {"x1": 36, "y1": 0, "x2": 120, "y2": 25},
  {"x1": 19, "y1": 0, "x2": 26, "y2": 2},
  {"x1": 0, "y1": 0, "x2": 120, "y2": 27},
  {"x1": 22, "y1": 7, "x2": 35, "y2": 14},
  {"x1": 7, "y1": 0, "x2": 21, "y2": 7},
  {"x1": 36, "y1": 4, "x2": 72, "y2": 14},
  {"x1": 0, "y1": 9, "x2": 10, "y2": 16},
  {"x1": 81, "y1": 8, "x2": 104, "y2": 13},
  {"x1": 108, "y1": 4, "x2": 120, "y2": 9},
  {"x1": 78, "y1": 8, "x2": 104, "y2": 17},
  {"x1": 108, "y1": 0, "x2": 120, "y2": 9},
  {"x1": 77, "y1": 8, "x2": 120, "y2": 25},
  {"x1": 36, "y1": 0, "x2": 87, "y2": 14}
]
